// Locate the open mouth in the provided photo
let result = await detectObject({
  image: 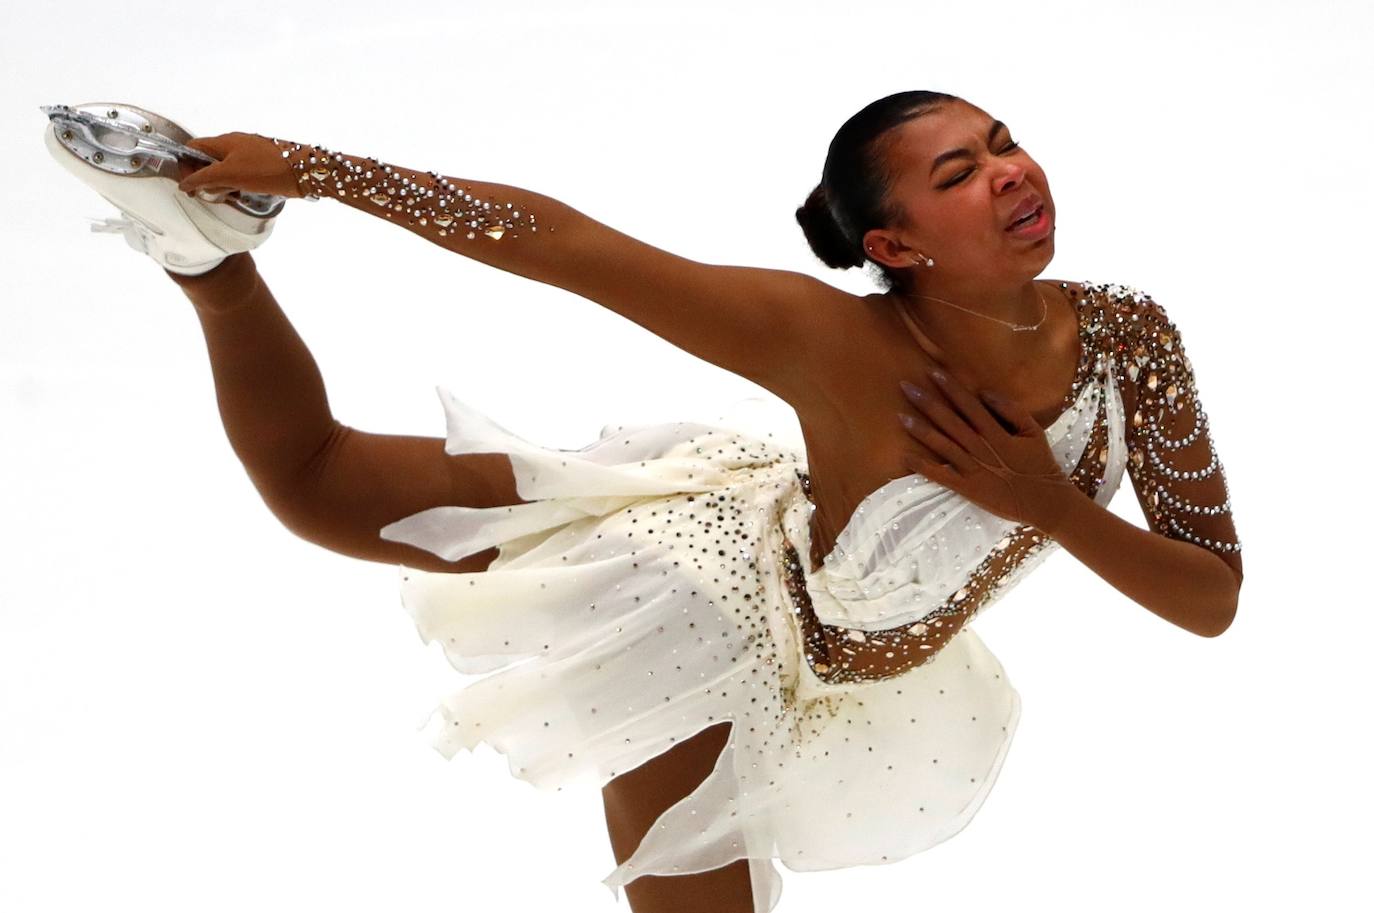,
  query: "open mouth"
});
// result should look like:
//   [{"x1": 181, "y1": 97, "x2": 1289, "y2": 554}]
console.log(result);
[{"x1": 1006, "y1": 204, "x2": 1044, "y2": 231}]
